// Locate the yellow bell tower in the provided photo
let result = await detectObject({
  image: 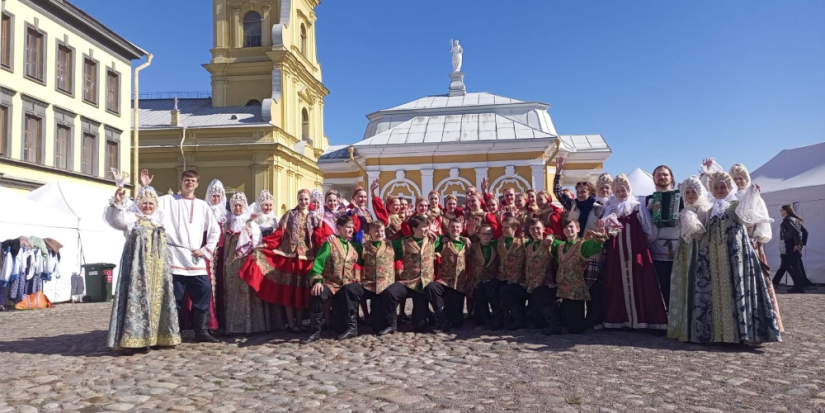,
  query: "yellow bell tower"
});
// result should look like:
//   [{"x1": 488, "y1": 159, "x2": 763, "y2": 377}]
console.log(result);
[{"x1": 204, "y1": 0, "x2": 328, "y2": 147}]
